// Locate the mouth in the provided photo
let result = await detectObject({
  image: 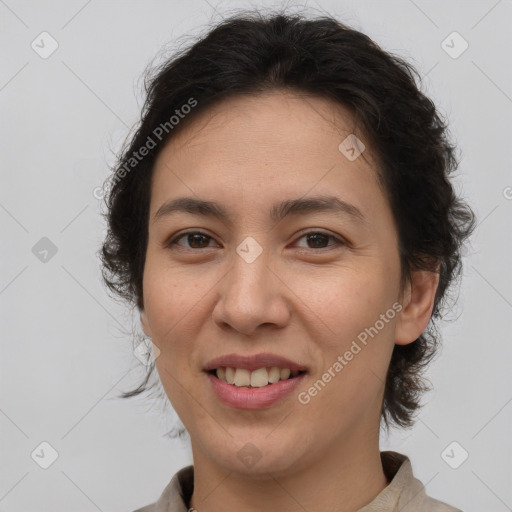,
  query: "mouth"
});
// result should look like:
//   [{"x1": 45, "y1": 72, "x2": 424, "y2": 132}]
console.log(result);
[
  {"x1": 203, "y1": 353, "x2": 309, "y2": 408},
  {"x1": 207, "y1": 367, "x2": 308, "y2": 388}
]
